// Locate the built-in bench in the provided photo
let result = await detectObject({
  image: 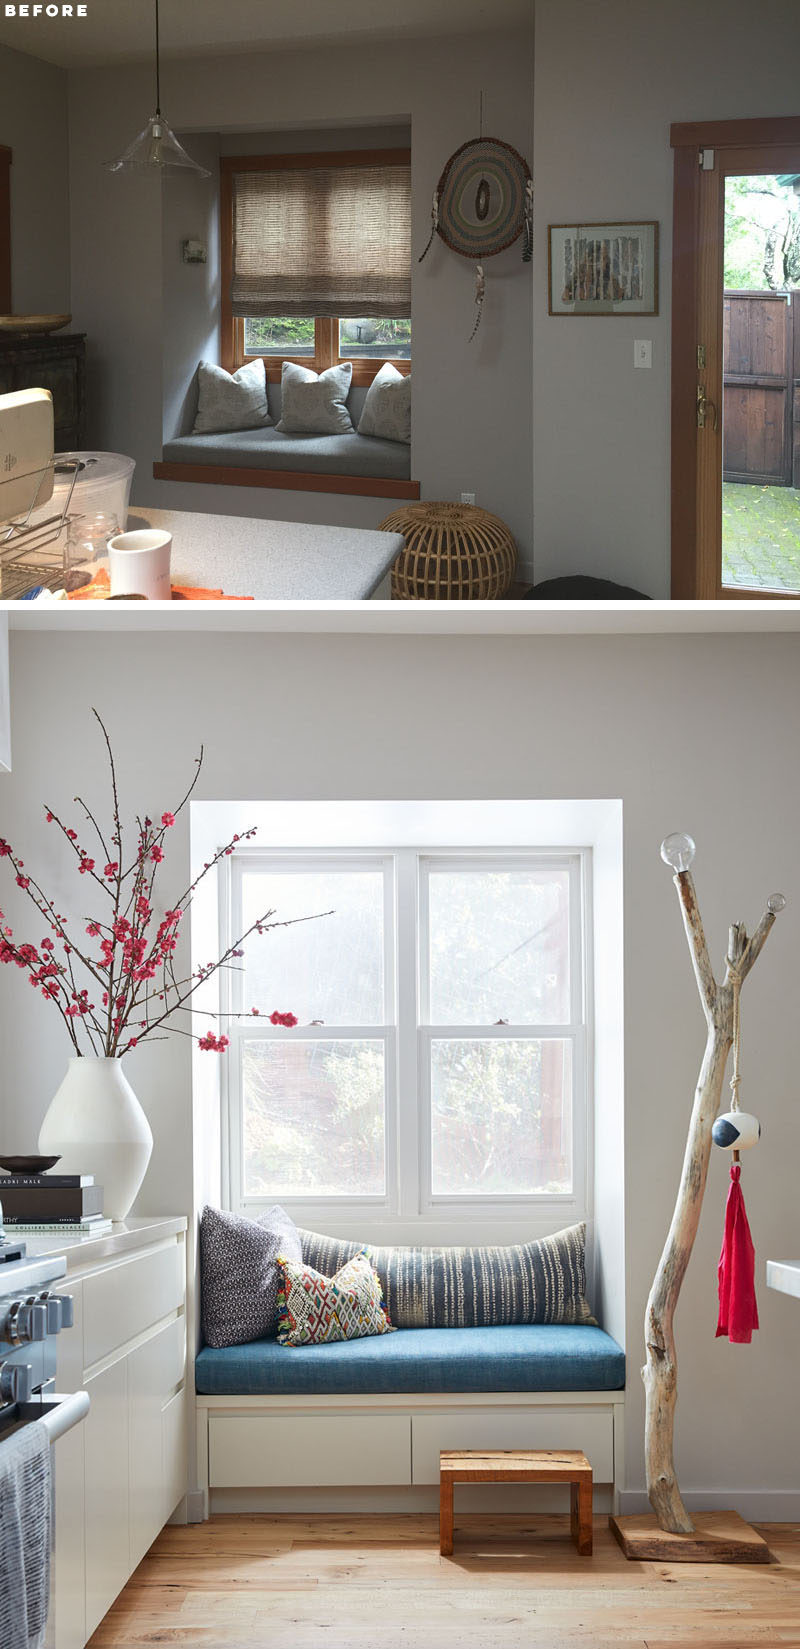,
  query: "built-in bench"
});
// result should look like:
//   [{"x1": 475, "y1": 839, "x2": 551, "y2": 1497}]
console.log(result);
[
  {"x1": 156, "y1": 379, "x2": 420, "y2": 500},
  {"x1": 193, "y1": 1325, "x2": 625, "y2": 1517}
]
